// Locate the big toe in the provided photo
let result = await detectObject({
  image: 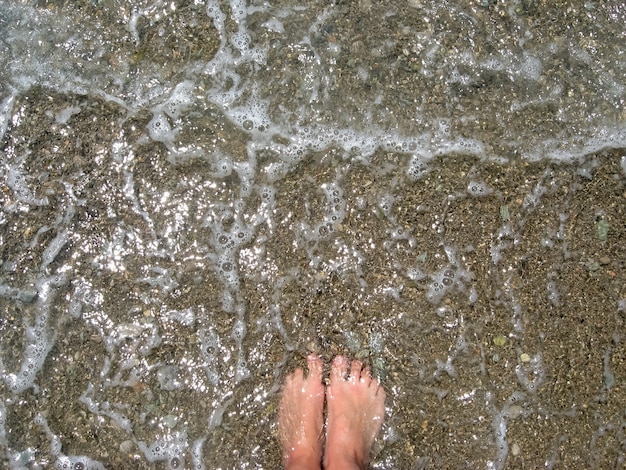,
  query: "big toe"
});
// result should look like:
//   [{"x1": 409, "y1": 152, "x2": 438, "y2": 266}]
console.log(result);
[
  {"x1": 330, "y1": 355, "x2": 348, "y2": 382},
  {"x1": 306, "y1": 353, "x2": 323, "y2": 380}
]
